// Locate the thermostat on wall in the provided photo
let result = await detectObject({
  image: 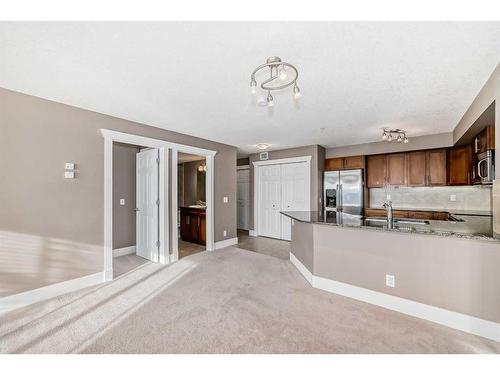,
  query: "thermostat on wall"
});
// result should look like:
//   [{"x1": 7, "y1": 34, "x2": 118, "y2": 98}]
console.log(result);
[{"x1": 259, "y1": 152, "x2": 269, "y2": 161}]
